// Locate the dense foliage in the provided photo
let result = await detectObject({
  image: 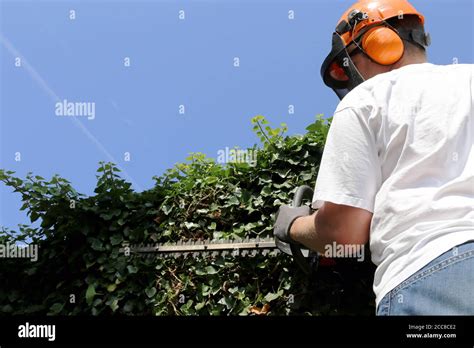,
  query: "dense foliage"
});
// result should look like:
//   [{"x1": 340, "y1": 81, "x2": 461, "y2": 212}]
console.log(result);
[{"x1": 0, "y1": 116, "x2": 375, "y2": 315}]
